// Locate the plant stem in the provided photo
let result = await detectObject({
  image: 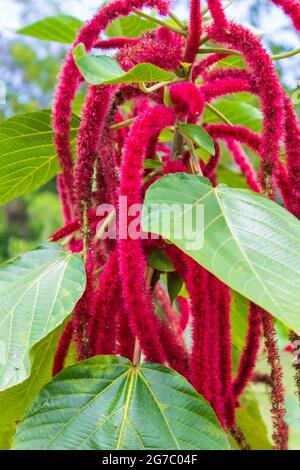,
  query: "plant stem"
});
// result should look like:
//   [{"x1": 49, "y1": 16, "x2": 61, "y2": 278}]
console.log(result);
[
  {"x1": 271, "y1": 47, "x2": 300, "y2": 60},
  {"x1": 139, "y1": 78, "x2": 184, "y2": 94},
  {"x1": 168, "y1": 11, "x2": 187, "y2": 30},
  {"x1": 110, "y1": 117, "x2": 135, "y2": 130},
  {"x1": 199, "y1": 34, "x2": 210, "y2": 46},
  {"x1": 171, "y1": 125, "x2": 184, "y2": 158},
  {"x1": 198, "y1": 47, "x2": 241, "y2": 56},
  {"x1": 185, "y1": 138, "x2": 203, "y2": 176},
  {"x1": 132, "y1": 9, "x2": 187, "y2": 36},
  {"x1": 205, "y1": 102, "x2": 233, "y2": 126}
]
